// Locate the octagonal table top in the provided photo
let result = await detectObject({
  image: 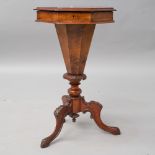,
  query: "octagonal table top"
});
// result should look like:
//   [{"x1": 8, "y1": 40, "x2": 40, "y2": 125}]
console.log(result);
[{"x1": 35, "y1": 7, "x2": 116, "y2": 24}]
